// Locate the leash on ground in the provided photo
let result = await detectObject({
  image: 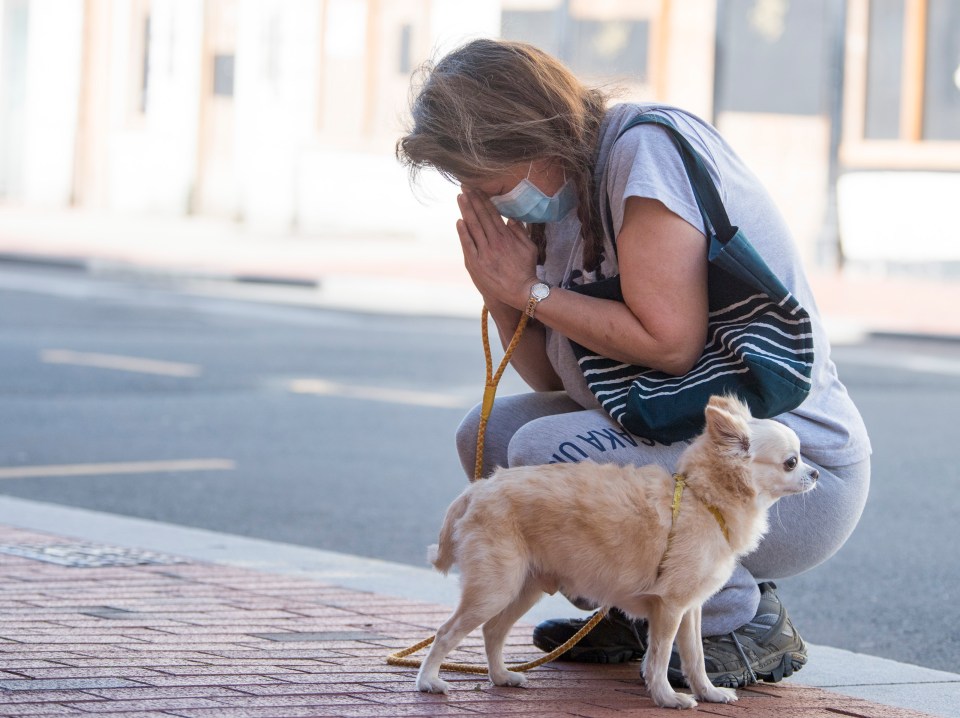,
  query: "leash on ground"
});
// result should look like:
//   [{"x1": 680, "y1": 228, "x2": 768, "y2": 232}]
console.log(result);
[{"x1": 387, "y1": 301, "x2": 610, "y2": 674}]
